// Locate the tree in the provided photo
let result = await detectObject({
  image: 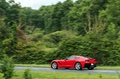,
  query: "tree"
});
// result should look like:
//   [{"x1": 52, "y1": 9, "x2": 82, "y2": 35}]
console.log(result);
[
  {"x1": 60, "y1": 0, "x2": 74, "y2": 30},
  {"x1": 39, "y1": 6, "x2": 54, "y2": 33},
  {"x1": 5, "y1": 0, "x2": 21, "y2": 26},
  {"x1": 45, "y1": 0, "x2": 74, "y2": 33},
  {"x1": 50, "y1": 2, "x2": 63, "y2": 32},
  {"x1": 99, "y1": 0, "x2": 120, "y2": 36},
  {"x1": 67, "y1": 0, "x2": 108, "y2": 35},
  {"x1": 0, "y1": 0, "x2": 9, "y2": 19},
  {"x1": 0, "y1": 0, "x2": 9, "y2": 12}
]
